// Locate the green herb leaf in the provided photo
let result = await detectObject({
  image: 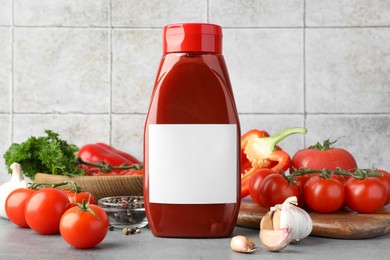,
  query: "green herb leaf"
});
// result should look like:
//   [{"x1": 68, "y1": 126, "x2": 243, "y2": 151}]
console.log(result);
[{"x1": 3, "y1": 130, "x2": 82, "y2": 179}]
